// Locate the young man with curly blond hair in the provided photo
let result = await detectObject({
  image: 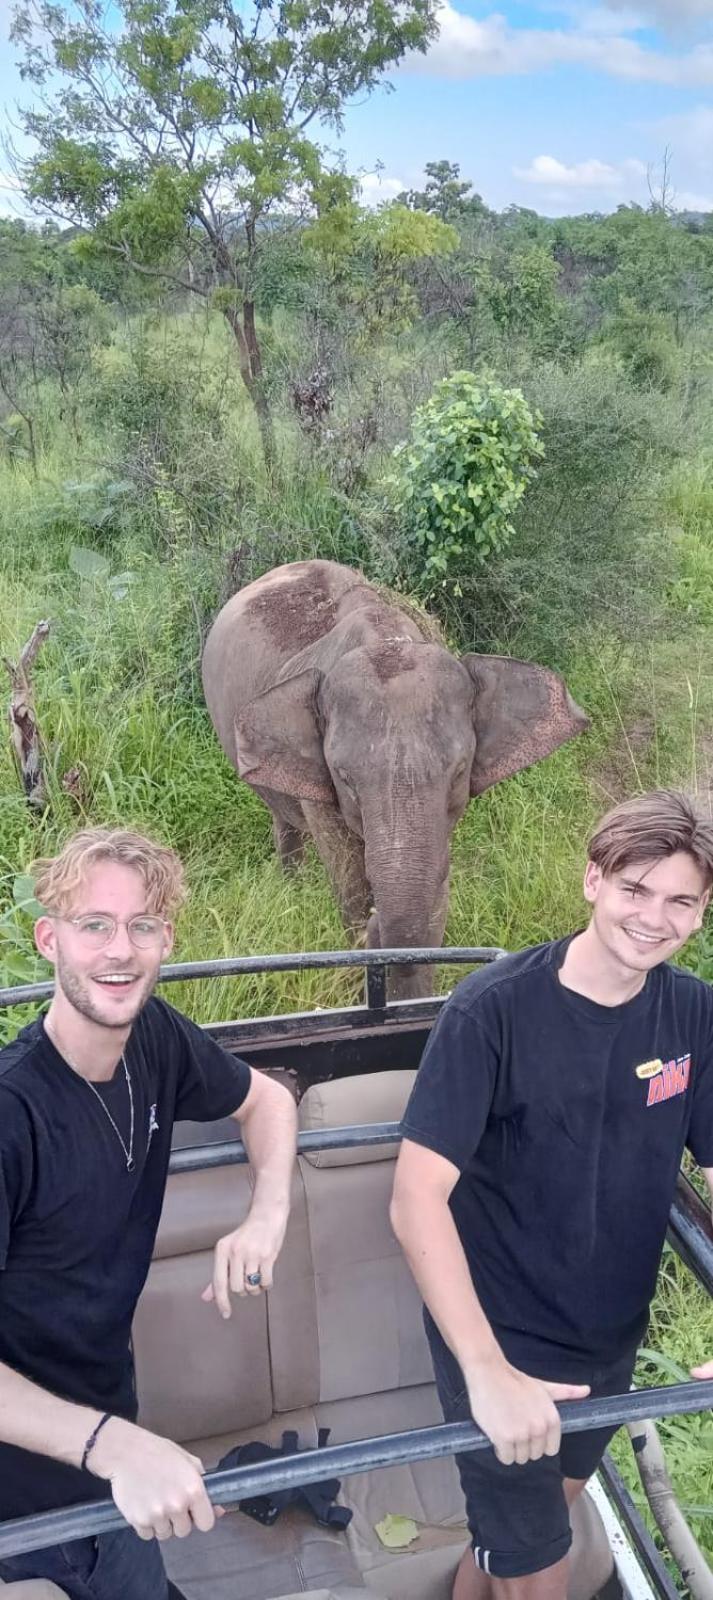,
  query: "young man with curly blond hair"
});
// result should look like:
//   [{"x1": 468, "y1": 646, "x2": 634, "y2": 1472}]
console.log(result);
[
  {"x1": 0, "y1": 827, "x2": 297, "y2": 1600},
  {"x1": 392, "y1": 788, "x2": 713, "y2": 1600}
]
